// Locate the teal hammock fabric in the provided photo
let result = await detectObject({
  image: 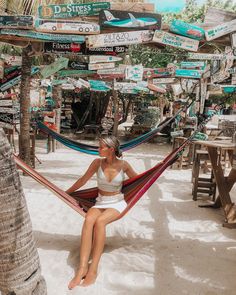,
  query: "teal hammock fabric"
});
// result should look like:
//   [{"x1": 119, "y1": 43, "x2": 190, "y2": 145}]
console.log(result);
[{"x1": 37, "y1": 100, "x2": 194, "y2": 155}]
